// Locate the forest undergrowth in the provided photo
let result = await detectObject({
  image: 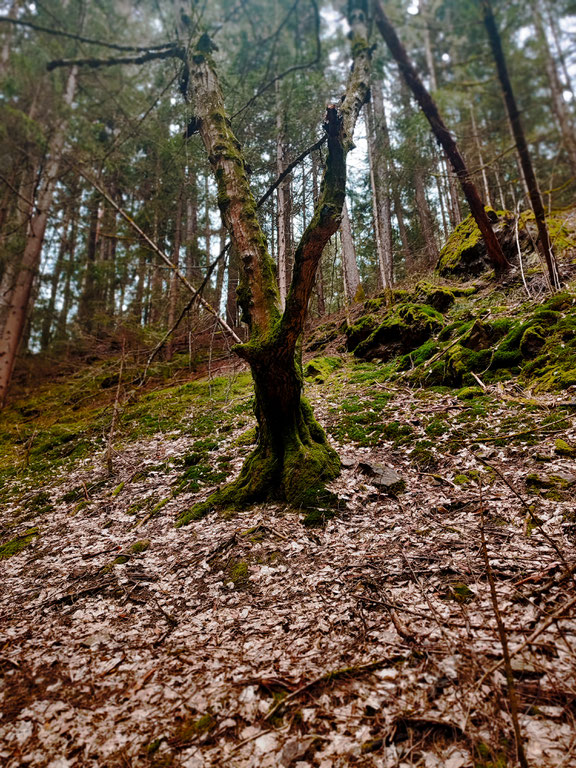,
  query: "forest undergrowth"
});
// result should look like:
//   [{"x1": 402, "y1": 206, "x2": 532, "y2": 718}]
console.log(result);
[{"x1": 1, "y1": 265, "x2": 576, "y2": 768}]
